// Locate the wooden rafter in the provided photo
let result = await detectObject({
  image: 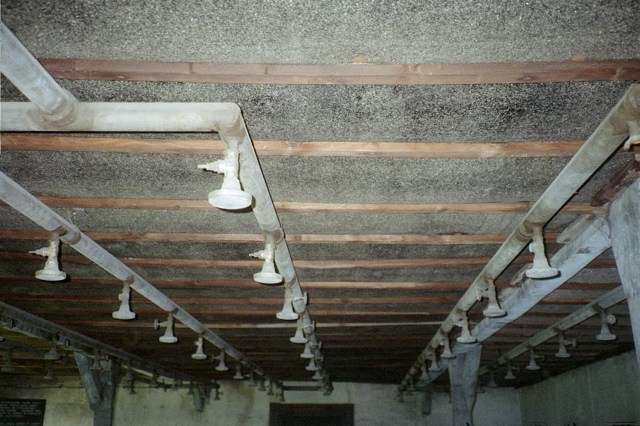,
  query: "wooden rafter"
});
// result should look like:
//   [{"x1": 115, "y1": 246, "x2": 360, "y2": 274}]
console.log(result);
[
  {"x1": 0, "y1": 135, "x2": 594, "y2": 158},
  {"x1": 0, "y1": 229, "x2": 559, "y2": 245},
  {"x1": 37, "y1": 58, "x2": 640, "y2": 85},
  {"x1": 2, "y1": 250, "x2": 616, "y2": 269},
  {"x1": 0, "y1": 196, "x2": 605, "y2": 215}
]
